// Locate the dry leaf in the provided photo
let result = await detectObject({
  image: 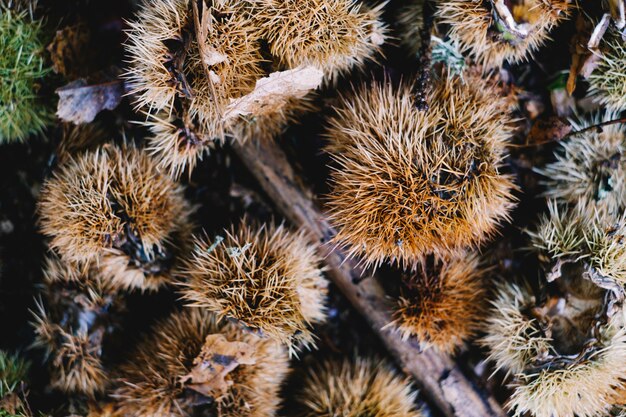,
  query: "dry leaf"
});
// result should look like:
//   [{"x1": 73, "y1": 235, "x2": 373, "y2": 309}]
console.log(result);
[
  {"x1": 56, "y1": 78, "x2": 124, "y2": 125},
  {"x1": 567, "y1": 14, "x2": 610, "y2": 94},
  {"x1": 581, "y1": 14, "x2": 611, "y2": 77},
  {"x1": 47, "y1": 23, "x2": 91, "y2": 79},
  {"x1": 223, "y1": 66, "x2": 323, "y2": 121},
  {"x1": 526, "y1": 116, "x2": 572, "y2": 146},
  {"x1": 179, "y1": 334, "x2": 256, "y2": 400}
]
